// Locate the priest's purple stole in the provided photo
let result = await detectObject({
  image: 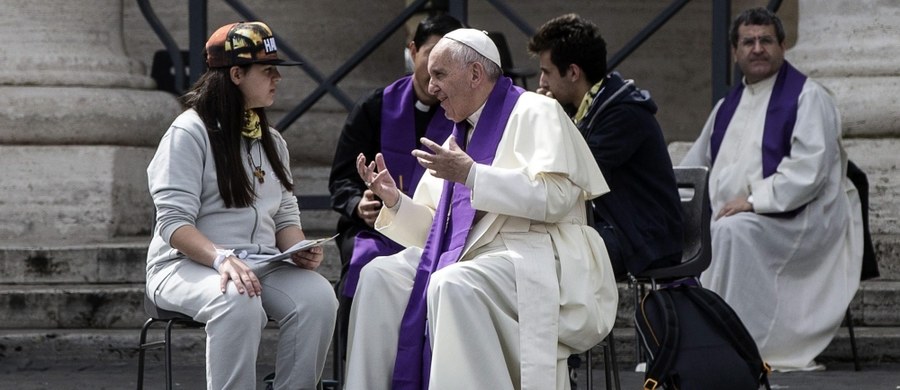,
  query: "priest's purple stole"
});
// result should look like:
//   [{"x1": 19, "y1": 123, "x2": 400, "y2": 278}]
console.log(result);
[
  {"x1": 711, "y1": 61, "x2": 807, "y2": 177},
  {"x1": 343, "y1": 76, "x2": 454, "y2": 298}
]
